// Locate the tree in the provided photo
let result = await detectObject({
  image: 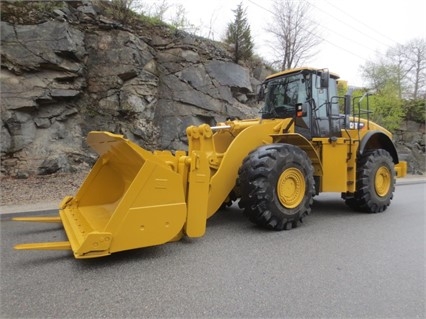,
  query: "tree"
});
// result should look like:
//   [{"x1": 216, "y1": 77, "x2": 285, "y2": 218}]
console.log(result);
[
  {"x1": 362, "y1": 40, "x2": 426, "y2": 97},
  {"x1": 404, "y1": 38, "x2": 426, "y2": 99},
  {"x1": 359, "y1": 38, "x2": 426, "y2": 131},
  {"x1": 266, "y1": 0, "x2": 322, "y2": 70},
  {"x1": 385, "y1": 38, "x2": 426, "y2": 100},
  {"x1": 361, "y1": 60, "x2": 400, "y2": 94},
  {"x1": 371, "y1": 38, "x2": 426, "y2": 100},
  {"x1": 224, "y1": 3, "x2": 254, "y2": 64}
]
